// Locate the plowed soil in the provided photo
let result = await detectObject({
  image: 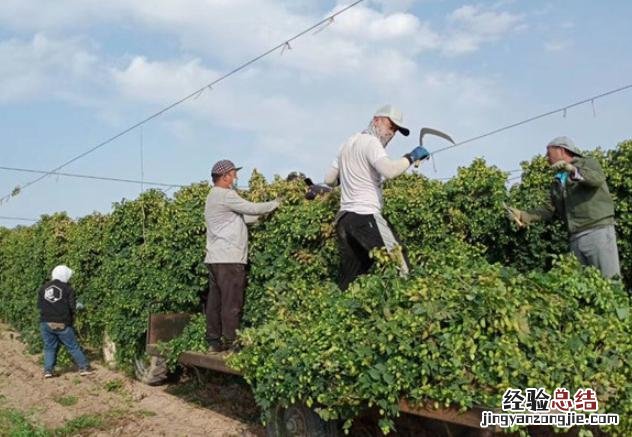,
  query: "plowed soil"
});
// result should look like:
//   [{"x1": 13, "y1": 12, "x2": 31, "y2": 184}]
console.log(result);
[{"x1": 0, "y1": 324, "x2": 263, "y2": 436}]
